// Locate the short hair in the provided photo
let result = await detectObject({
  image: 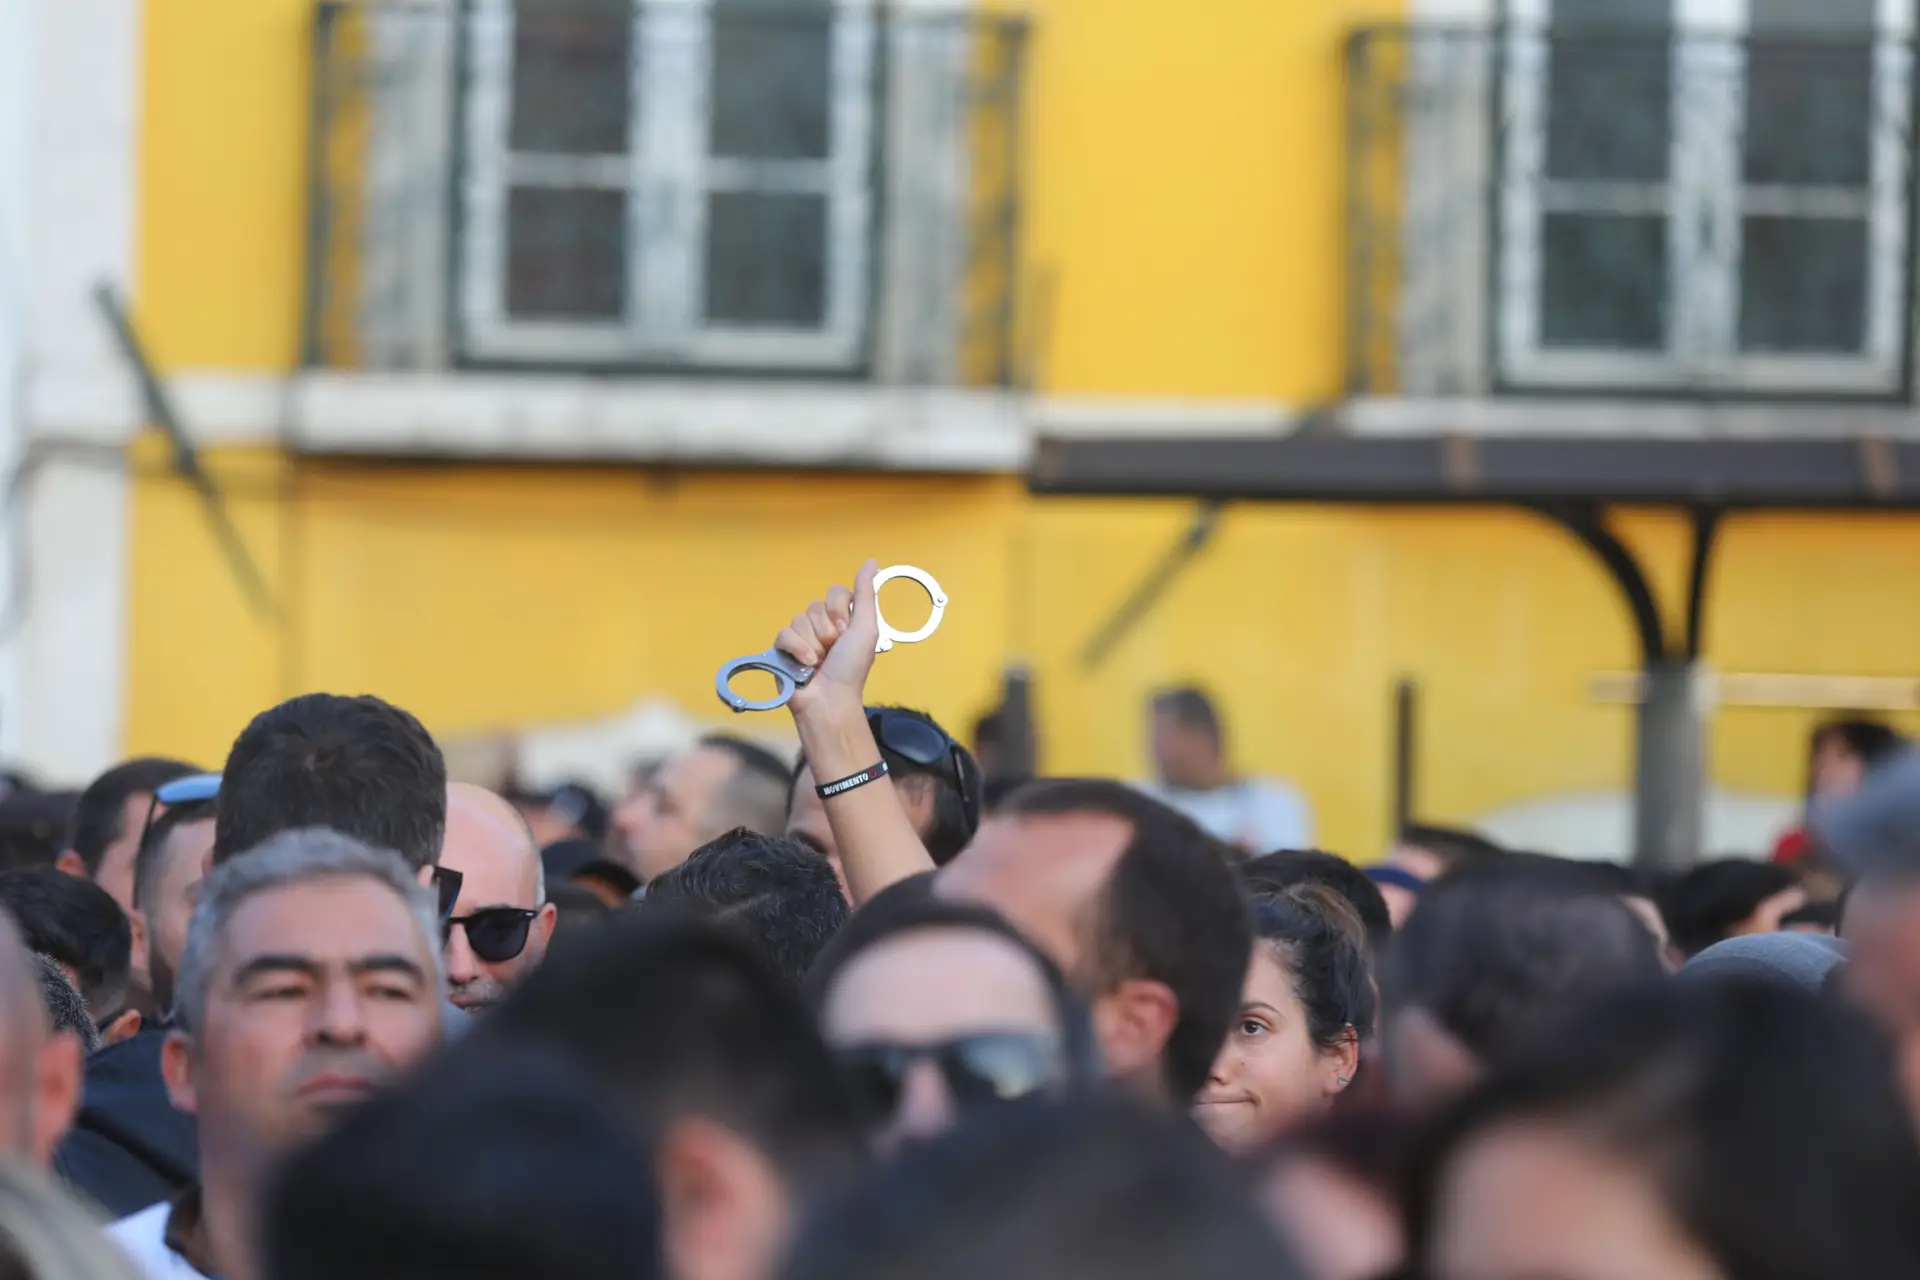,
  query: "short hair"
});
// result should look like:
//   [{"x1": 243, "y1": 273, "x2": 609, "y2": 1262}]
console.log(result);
[
  {"x1": 792, "y1": 707, "x2": 982, "y2": 865},
  {"x1": 1150, "y1": 687, "x2": 1223, "y2": 744},
  {"x1": 0, "y1": 871, "x2": 131, "y2": 1018},
  {"x1": 471, "y1": 913, "x2": 864, "y2": 1188},
  {"x1": 68, "y1": 758, "x2": 199, "y2": 874},
  {"x1": 644, "y1": 829, "x2": 849, "y2": 987},
  {"x1": 175, "y1": 829, "x2": 443, "y2": 1035},
  {"x1": 134, "y1": 798, "x2": 218, "y2": 924},
  {"x1": 1656, "y1": 859, "x2": 1801, "y2": 958},
  {"x1": 805, "y1": 888, "x2": 1102, "y2": 1090},
  {"x1": 31, "y1": 953, "x2": 98, "y2": 1054},
  {"x1": 1241, "y1": 850, "x2": 1393, "y2": 959},
  {"x1": 781, "y1": 1098, "x2": 1302, "y2": 1280},
  {"x1": 1407, "y1": 981, "x2": 1920, "y2": 1278},
  {"x1": 696, "y1": 735, "x2": 790, "y2": 838},
  {"x1": 1248, "y1": 883, "x2": 1377, "y2": 1046},
  {"x1": 265, "y1": 1046, "x2": 664, "y2": 1280},
  {"x1": 1383, "y1": 865, "x2": 1665, "y2": 1064},
  {"x1": 1397, "y1": 823, "x2": 1505, "y2": 871},
  {"x1": 214, "y1": 694, "x2": 447, "y2": 871},
  {"x1": 1814, "y1": 717, "x2": 1906, "y2": 770},
  {"x1": 997, "y1": 779, "x2": 1252, "y2": 1103}
]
